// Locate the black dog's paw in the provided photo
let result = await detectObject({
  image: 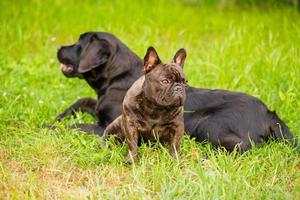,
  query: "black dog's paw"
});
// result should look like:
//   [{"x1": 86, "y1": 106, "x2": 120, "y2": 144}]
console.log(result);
[
  {"x1": 40, "y1": 123, "x2": 57, "y2": 130},
  {"x1": 55, "y1": 110, "x2": 76, "y2": 122},
  {"x1": 54, "y1": 114, "x2": 64, "y2": 122}
]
